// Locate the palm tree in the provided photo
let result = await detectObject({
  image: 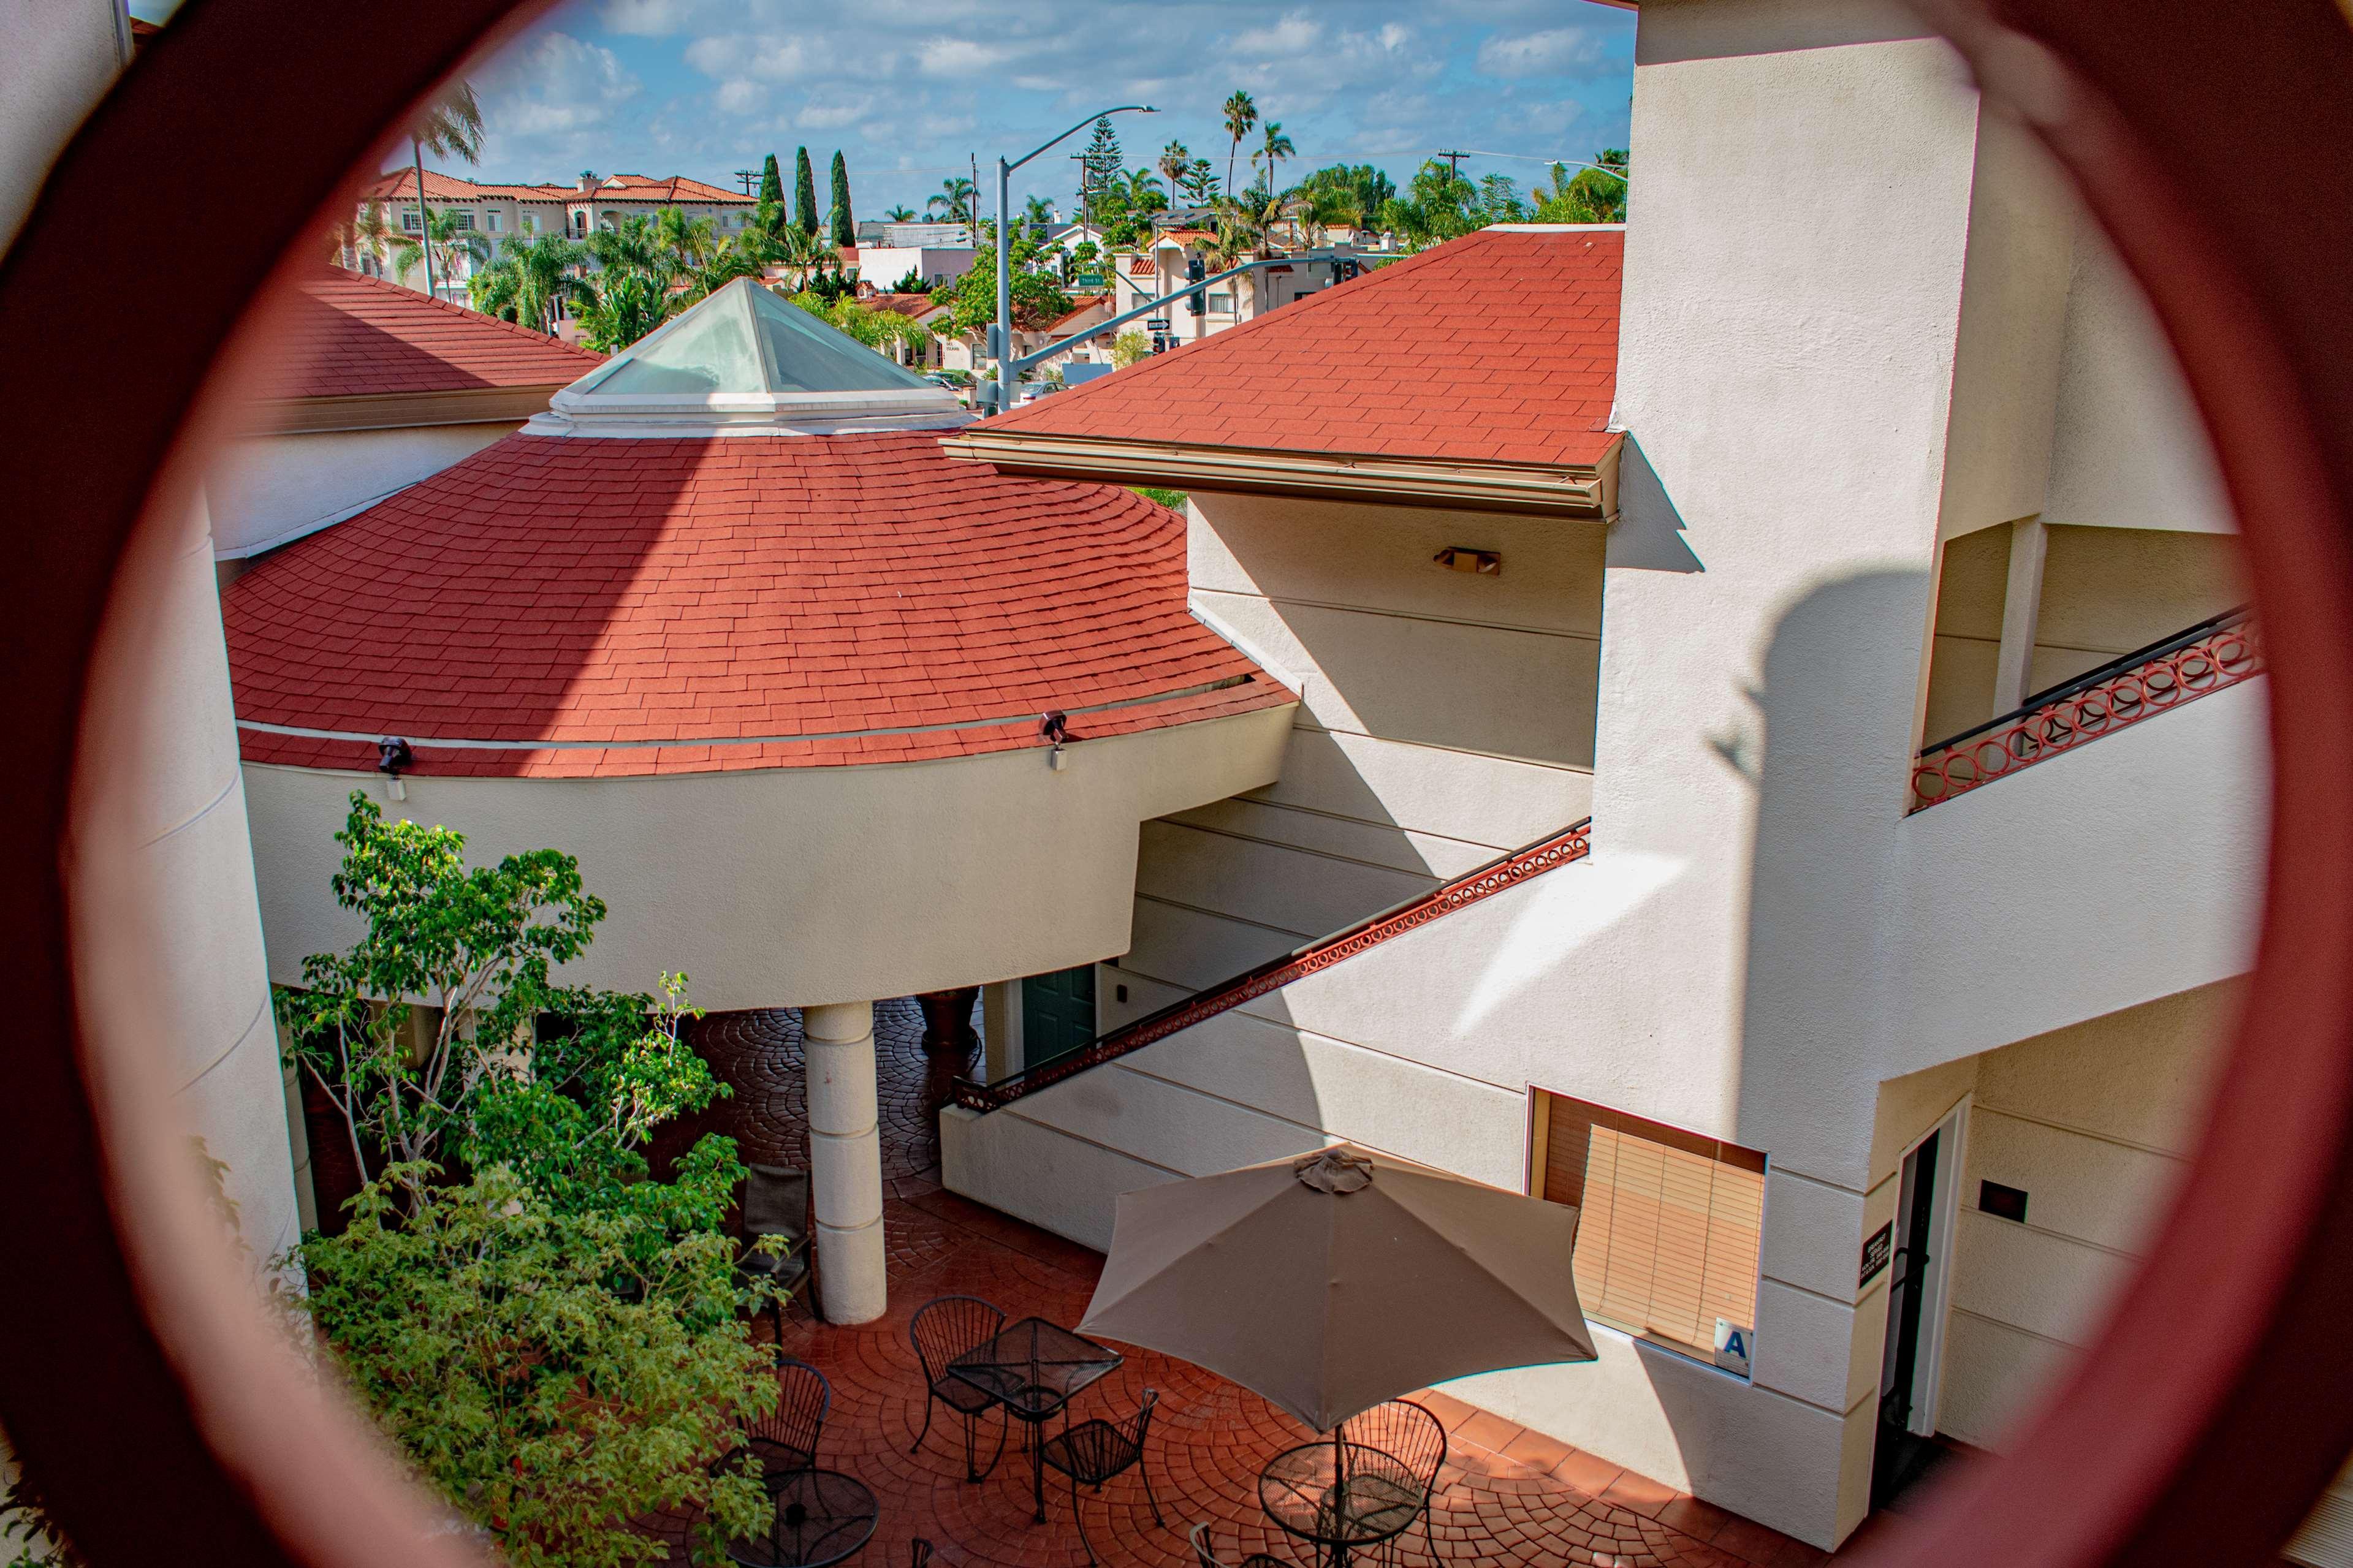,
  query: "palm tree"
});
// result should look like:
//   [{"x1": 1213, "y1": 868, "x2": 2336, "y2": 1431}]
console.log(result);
[
  {"x1": 1157, "y1": 140, "x2": 1192, "y2": 196},
  {"x1": 1123, "y1": 169, "x2": 1166, "y2": 209},
  {"x1": 395, "y1": 208, "x2": 490, "y2": 296},
  {"x1": 1222, "y1": 91, "x2": 1258, "y2": 202},
  {"x1": 1022, "y1": 194, "x2": 1055, "y2": 235},
  {"x1": 1252, "y1": 121, "x2": 1295, "y2": 200},
  {"x1": 769, "y1": 223, "x2": 840, "y2": 292},
  {"x1": 927, "y1": 177, "x2": 976, "y2": 225},
  {"x1": 585, "y1": 213, "x2": 671, "y2": 283},
  {"x1": 884, "y1": 204, "x2": 917, "y2": 223},
  {"x1": 405, "y1": 80, "x2": 484, "y2": 298},
  {"x1": 339, "y1": 199, "x2": 395, "y2": 275},
  {"x1": 652, "y1": 205, "x2": 719, "y2": 272},
  {"x1": 469, "y1": 232, "x2": 593, "y2": 333},
  {"x1": 1283, "y1": 184, "x2": 1357, "y2": 248}
]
